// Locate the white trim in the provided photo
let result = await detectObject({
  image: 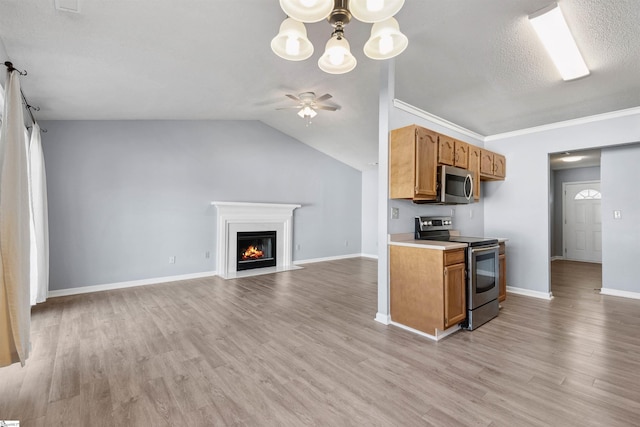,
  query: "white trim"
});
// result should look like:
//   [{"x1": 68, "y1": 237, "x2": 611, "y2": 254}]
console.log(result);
[
  {"x1": 485, "y1": 106, "x2": 640, "y2": 141},
  {"x1": 375, "y1": 312, "x2": 390, "y2": 325},
  {"x1": 506, "y1": 286, "x2": 554, "y2": 300},
  {"x1": 294, "y1": 253, "x2": 362, "y2": 265},
  {"x1": 550, "y1": 256, "x2": 564, "y2": 261},
  {"x1": 600, "y1": 288, "x2": 640, "y2": 300},
  {"x1": 47, "y1": 271, "x2": 217, "y2": 298},
  {"x1": 360, "y1": 253, "x2": 379, "y2": 260},
  {"x1": 393, "y1": 99, "x2": 485, "y2": 141},
  {"x1": 389, "y1": 321, "x2": 460, "y2": 341}
]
